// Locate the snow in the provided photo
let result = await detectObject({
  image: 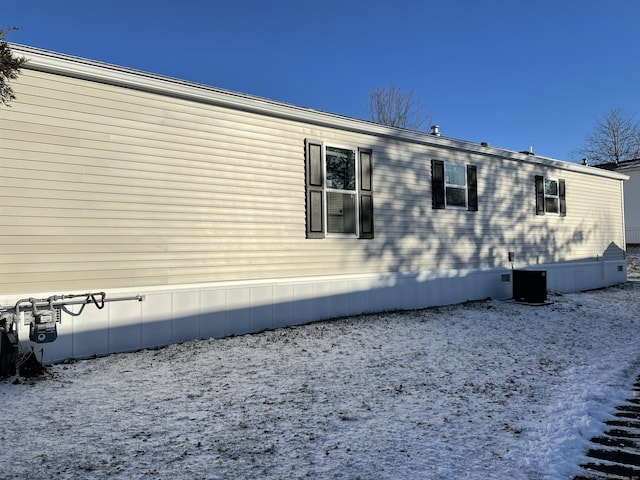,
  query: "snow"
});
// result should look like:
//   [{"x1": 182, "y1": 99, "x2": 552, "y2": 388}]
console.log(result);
[{"x1": 1, "y1": 251, "x2": 639, "y2": 479}]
